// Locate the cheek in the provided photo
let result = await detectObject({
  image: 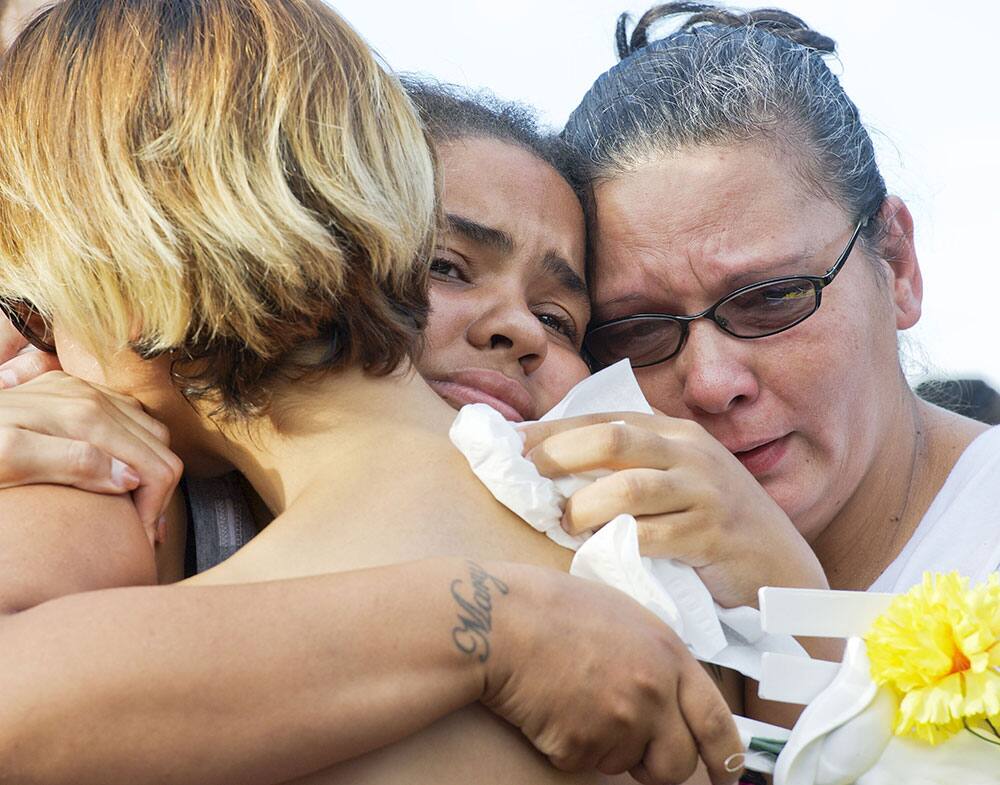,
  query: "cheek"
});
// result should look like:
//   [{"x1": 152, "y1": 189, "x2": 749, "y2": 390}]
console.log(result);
[
  {"x1": 532, "y1": 348, "x2": 590, "y2": 414},
  {"x1": 634, "y1": 364, "x2": 685, "y2": 414},
  {"x1": 424, "y1": 286, "x2": 473, "y2": 352},
  {"x1": 53, "y1": 331, "x2": 108, "y2": 385}
]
